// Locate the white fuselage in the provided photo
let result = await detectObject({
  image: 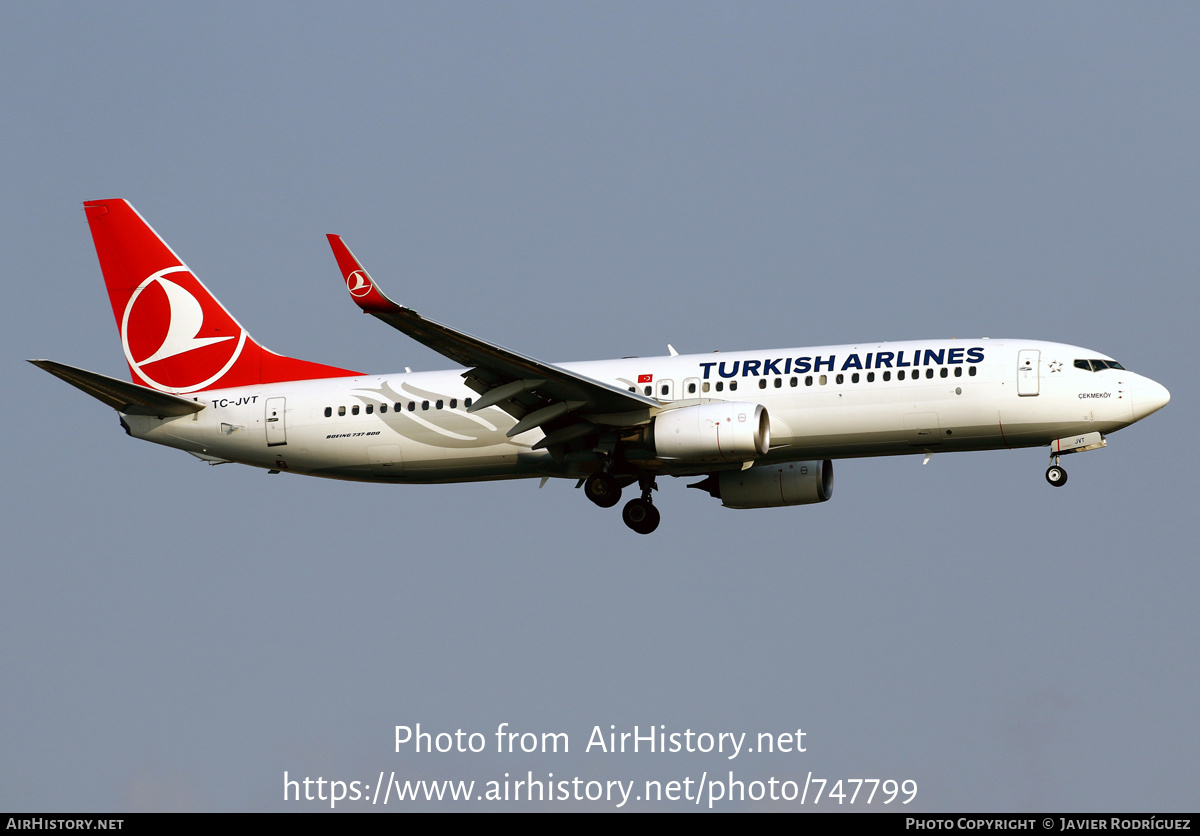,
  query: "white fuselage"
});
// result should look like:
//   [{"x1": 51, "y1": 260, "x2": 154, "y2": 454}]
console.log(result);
[{"x1": 123, "y1": 339, "x2": 1167, "y2": 483}]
